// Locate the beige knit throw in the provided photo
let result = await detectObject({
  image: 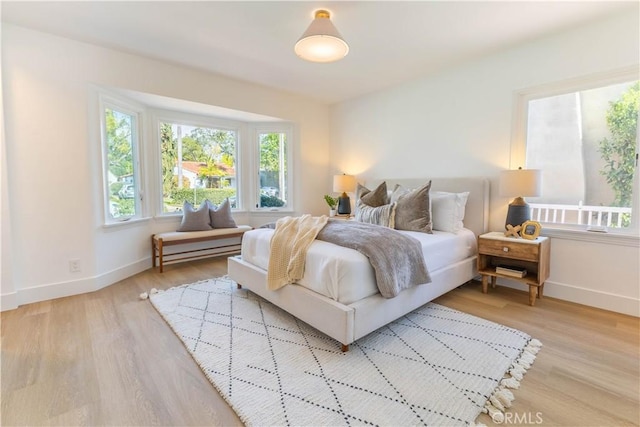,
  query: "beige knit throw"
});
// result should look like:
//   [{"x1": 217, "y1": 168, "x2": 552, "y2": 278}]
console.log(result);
[{"x1": 267, "y1": 214, "x2": 329, "y2": 290}]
